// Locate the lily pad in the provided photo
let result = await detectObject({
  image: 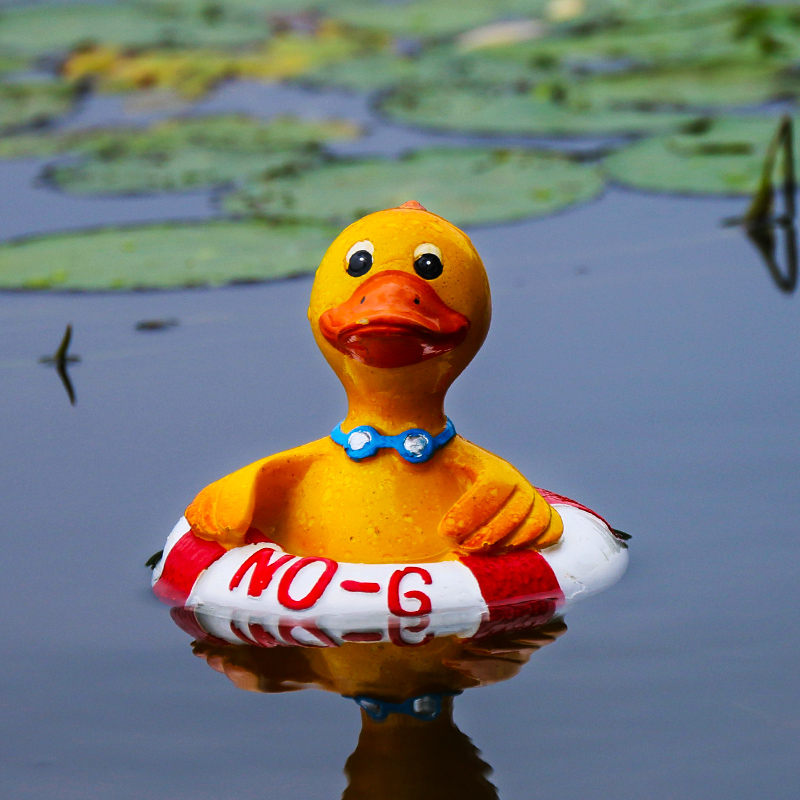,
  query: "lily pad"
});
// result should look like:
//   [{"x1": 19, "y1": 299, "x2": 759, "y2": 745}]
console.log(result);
[
  {"x1": 301, "y1": 49, "x2": 449, "y2": 92},
  {"x1": 604, "y1": 115, "x2": 800, "y2": 196},
  {"x1": 329, "y1": 0, "x2": 548, "y2": 39},
  {"x1": 474, "y1": 6, "x2": 800, "y2": 73},
  {"x1": 330, "y1": 0, "x2": 741, "y2": 40},
  {"x1": 301, "y1": 43, "x2": 559, "y2": 92},
  {"x1": 0, "y1": 80, "x2": 76, "y2": 133},
  {"x1": 379, "y1": 84, "x2": 696, "y2": 136},
  {"x1": 223, "y1": 148, "x2": 605, "y2": 227},
  {"x1": 0, "y1": 220, "x2": 337, "y2": 290},
  {"x1": 572, "y1": 63, "x2": 795, "y2": 108},
  {"x1": 0, "y1": 52, "x2": 30, "y2": 76},
  {"x1": 0, "y1": 2, "x2": 272, "y2": 56},
  {"x1": 0, "y1": 114, "x2": 360, "y2": 194},
  {"x1": 142, "y1": 0, "x2": 339, "y2": 17},
  {"x1": 49, "y1": 149, "x2": 321, "y2": 195}
]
